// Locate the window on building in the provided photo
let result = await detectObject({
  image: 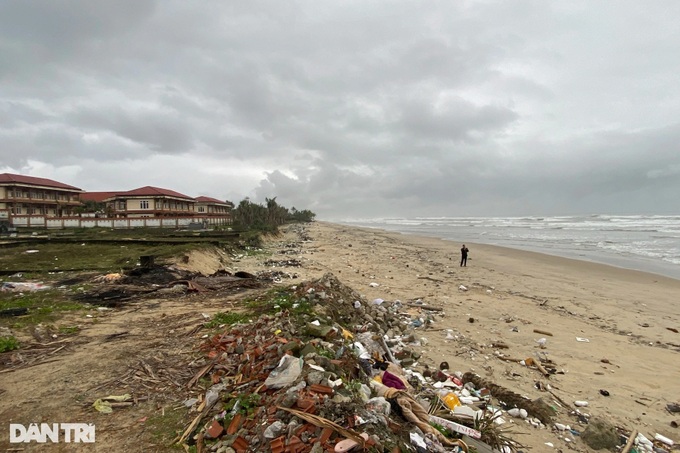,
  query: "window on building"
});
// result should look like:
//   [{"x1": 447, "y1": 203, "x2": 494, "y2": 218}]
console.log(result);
[
  {"x1": 198, "y1": 207, "x2": 205, "y2": 212},
  {"x1": 140, "y1": 200, "x2": 149, "y2": 209}
]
